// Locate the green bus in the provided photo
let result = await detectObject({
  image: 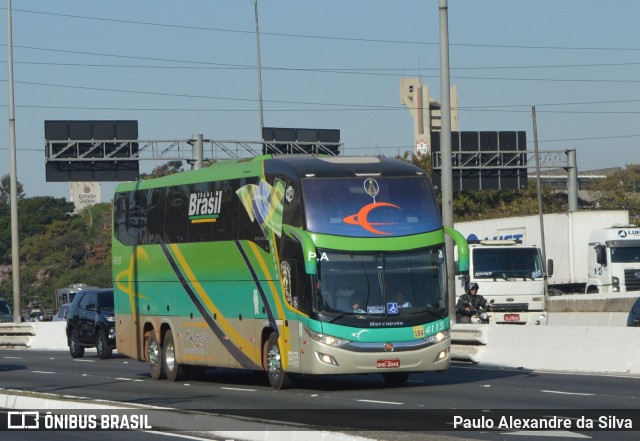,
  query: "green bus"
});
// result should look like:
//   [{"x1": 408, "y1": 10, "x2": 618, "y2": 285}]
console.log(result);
[{"x1": 112, "y1": 155, "x2": 469, "y2": 389}]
